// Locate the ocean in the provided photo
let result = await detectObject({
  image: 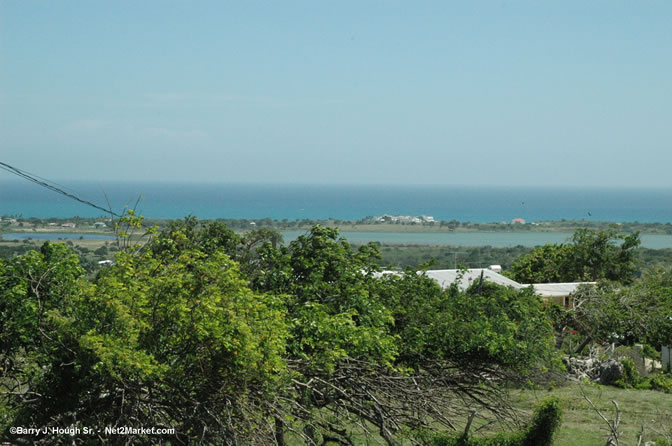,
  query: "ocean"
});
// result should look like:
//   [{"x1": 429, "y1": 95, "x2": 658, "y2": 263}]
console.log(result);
[{"x1": 2, "y1": 180, "x2": 672, "y2": 223}]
